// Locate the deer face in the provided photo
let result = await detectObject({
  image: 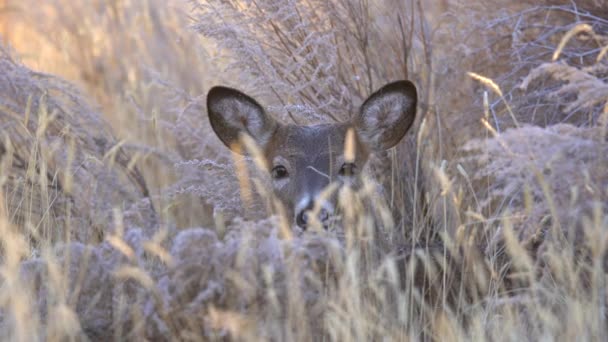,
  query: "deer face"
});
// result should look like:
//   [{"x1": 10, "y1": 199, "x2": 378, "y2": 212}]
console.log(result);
[{"x1": 207, "y1": 80, "x2": 417, "y2": 230}]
